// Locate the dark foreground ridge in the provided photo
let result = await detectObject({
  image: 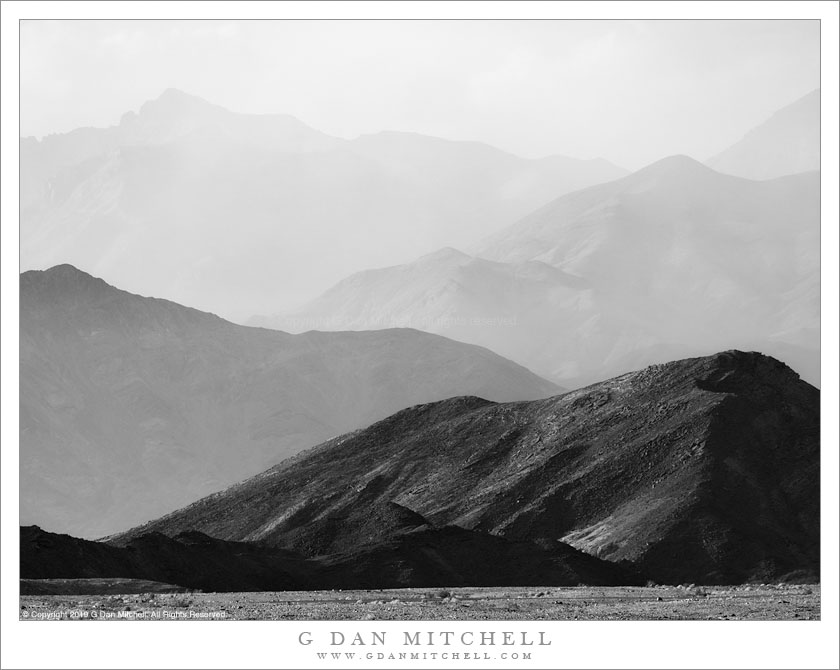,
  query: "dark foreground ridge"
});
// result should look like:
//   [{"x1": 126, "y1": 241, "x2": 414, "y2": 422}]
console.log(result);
[
  {"x1": 21, "y1": 509, "x2": 642, "y2": 593},
  {"x1": 109, "y1": 351, "x2": 819, "y2": 586}
]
